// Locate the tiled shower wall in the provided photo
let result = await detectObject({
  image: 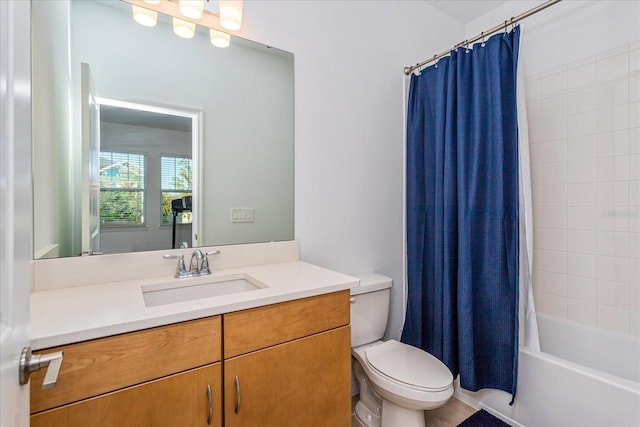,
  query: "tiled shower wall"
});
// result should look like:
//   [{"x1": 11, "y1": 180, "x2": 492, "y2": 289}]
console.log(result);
[{"x1": 527, "y1": 41, "x2": 640, "y2": 337}]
